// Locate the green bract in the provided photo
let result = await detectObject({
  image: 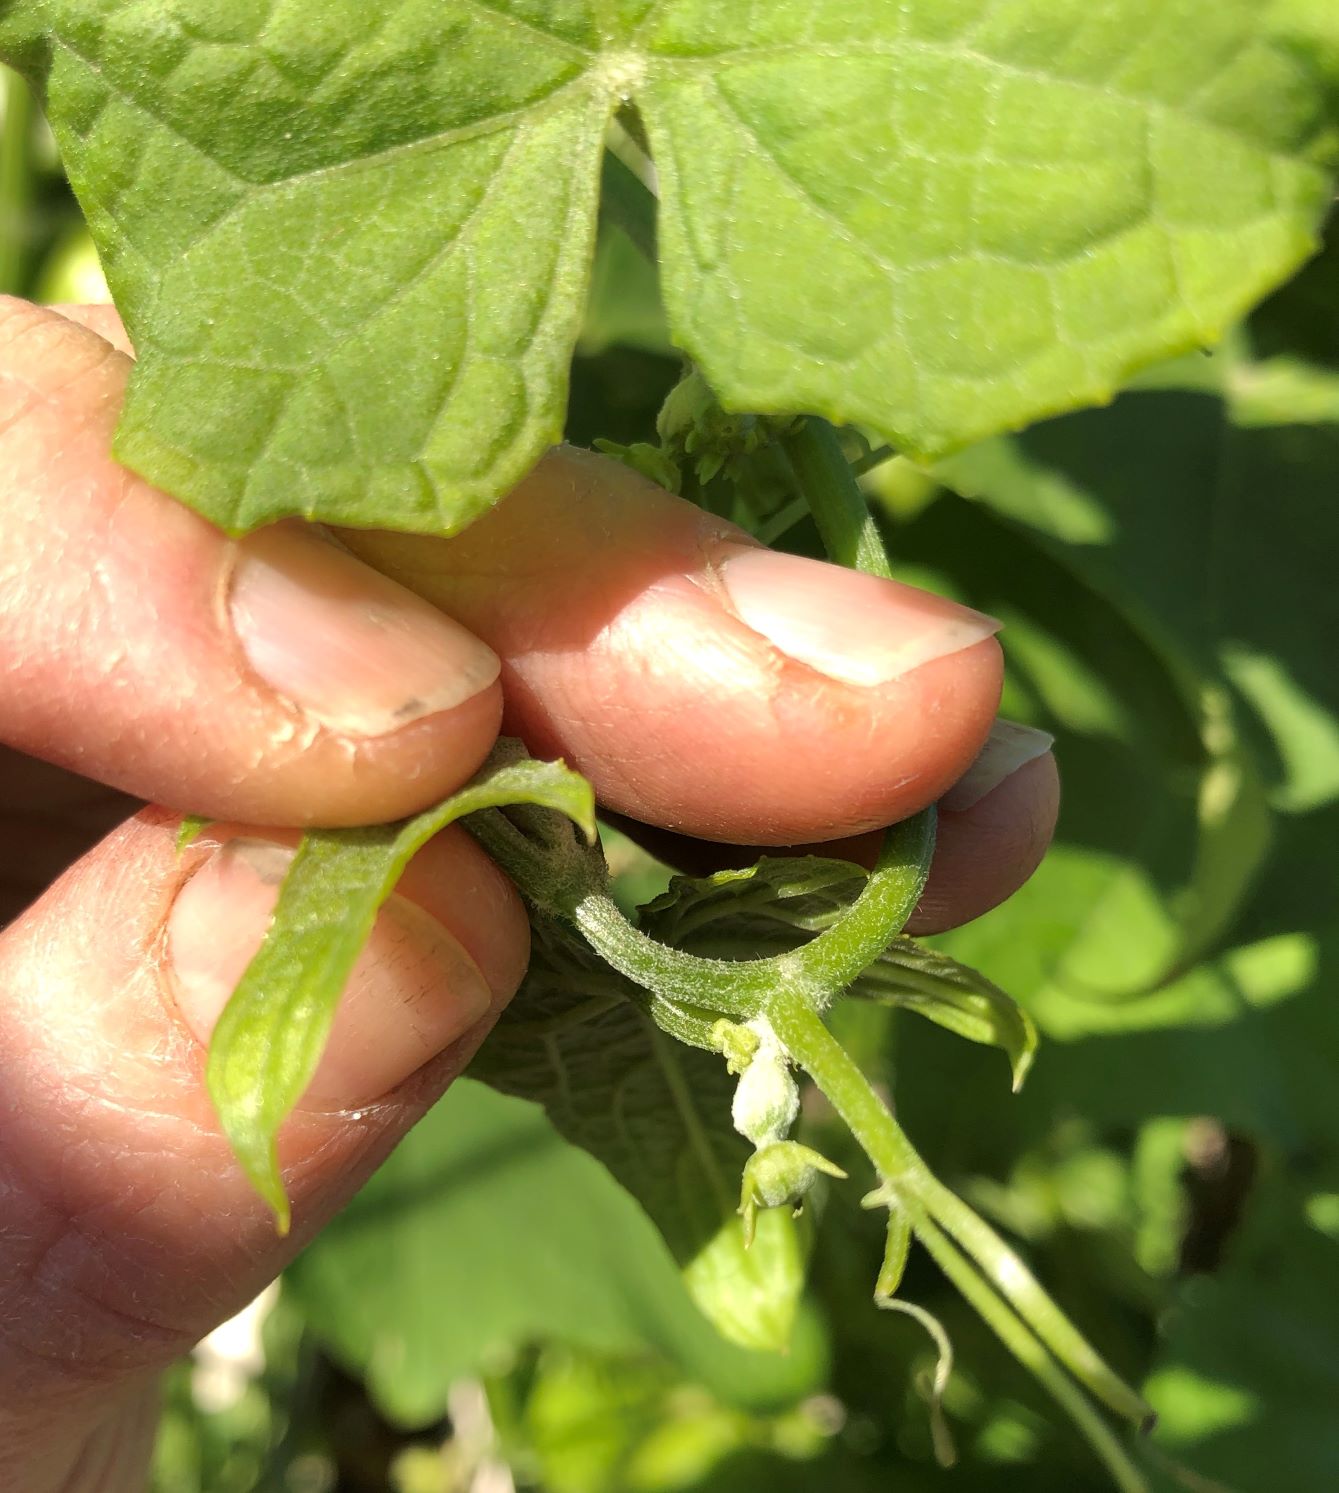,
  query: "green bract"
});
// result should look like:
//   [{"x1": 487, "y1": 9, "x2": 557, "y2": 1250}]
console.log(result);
[
  {"x1": 1, "y1": 0, "x2": 1335, "y2": 531},
  {"x1": 203, "y1": 746, "x2": 595, "y2": 1231}
]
